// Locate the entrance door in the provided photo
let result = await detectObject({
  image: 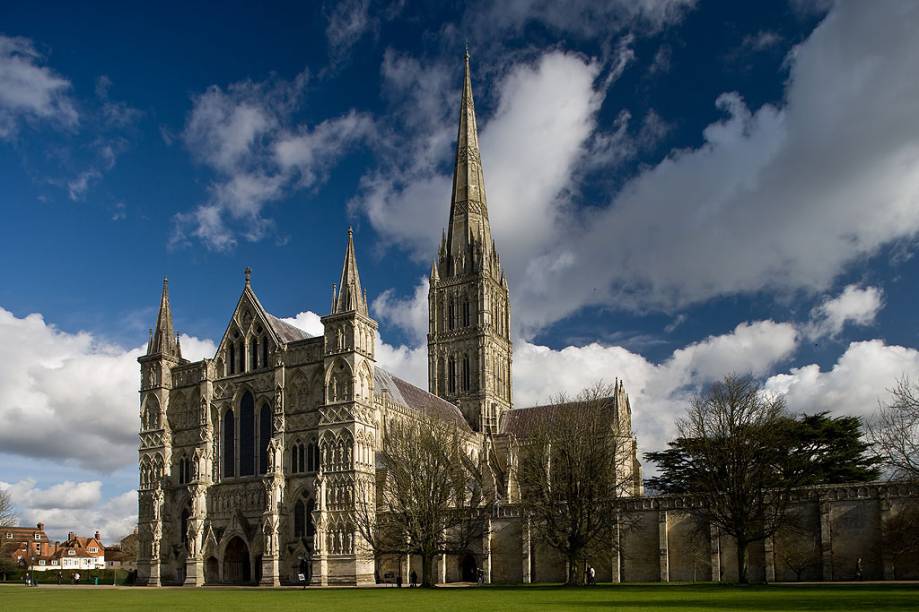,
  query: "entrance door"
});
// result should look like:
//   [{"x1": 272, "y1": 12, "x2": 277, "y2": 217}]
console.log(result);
[
  {"x1": 223, "y1": 537, "x2": 251, "y2": 583},
  {"x1": 205, "y1": 557, "x2": 218, "y2": 584},
  {"x1": 461, "y1": 553, "x2": 478, "y2": 582}
]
